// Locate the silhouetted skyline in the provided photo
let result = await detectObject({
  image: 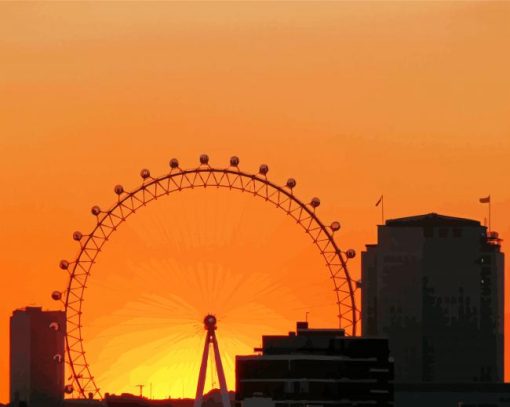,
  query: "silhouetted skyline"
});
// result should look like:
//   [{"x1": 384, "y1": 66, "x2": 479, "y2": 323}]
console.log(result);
[
  {"x1": 362, "y1": 213, "x2": 504, "y2": 382},
  {"x1": 1, "y1": 1, "x2": 510, "y2": 404}
]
